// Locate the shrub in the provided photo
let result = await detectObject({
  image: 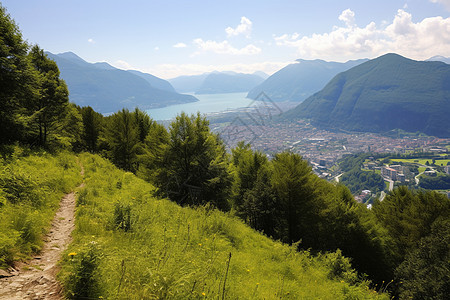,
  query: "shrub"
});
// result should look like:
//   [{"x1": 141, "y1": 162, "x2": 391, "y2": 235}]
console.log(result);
[
  {"x1": 113, "y1": 201, "x2": 132, "y2": 232},
  {"x1": 66, "y1": 242, "x2": 102, "y2": 299}
]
